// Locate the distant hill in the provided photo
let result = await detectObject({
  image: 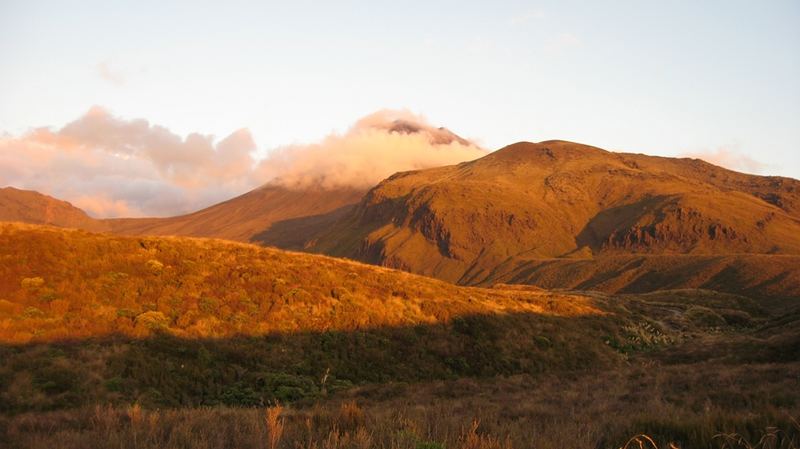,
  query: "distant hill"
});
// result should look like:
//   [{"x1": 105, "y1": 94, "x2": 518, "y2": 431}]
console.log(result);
[
  {"x1": 308, "y1": 140, "x2": 800, "y2": 288},
  {"x1": 0, "y1": 186, "x2": 108, "y2": 231},
  {"x1": 0, "y1": 183, "x2": 365, "y2": 247},
  {"x1": 107, "y1": 183, "x2": 366, "y2": 246}
]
